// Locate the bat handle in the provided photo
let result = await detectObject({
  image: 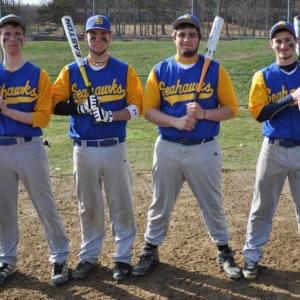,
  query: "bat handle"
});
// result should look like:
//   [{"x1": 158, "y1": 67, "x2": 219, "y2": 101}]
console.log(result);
[
  {"x1": 195, "y1": 58, "x2": 211, "y2": 99},
  {"x1": 87, "y1": 86, "x2": 93, "y2": 96}
]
